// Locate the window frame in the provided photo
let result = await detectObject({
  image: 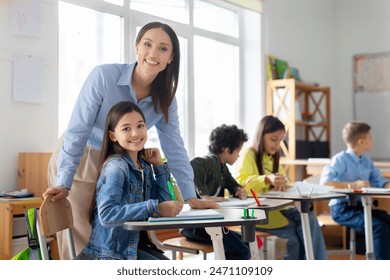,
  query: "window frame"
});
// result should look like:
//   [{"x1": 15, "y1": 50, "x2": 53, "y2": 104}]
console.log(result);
[{"x1": 58, "y1": 0, "x2": 262, "y2": 159}]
